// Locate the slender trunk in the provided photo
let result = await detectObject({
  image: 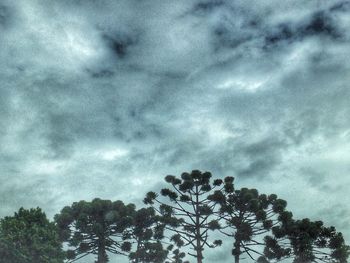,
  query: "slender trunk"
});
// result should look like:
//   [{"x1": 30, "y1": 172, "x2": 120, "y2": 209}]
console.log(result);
[
  {"x1": 195, "y1": 185, "x2": 203, "y2": 263},
  {"x1": 135, "y1": 238, "x2": 141, "y2": 263},
  {"x1": 233, "y1": 213, "x2": 244, "y2": 263},
  {"x1": 97, "y1": 240, "x2": 108, "y2": 263},
  {"x1": 196, "y1": 228, "x2": 203, "y2": 263},
  {"x1": 233, "y1": 239, "x2": 240, "y2": 263}
]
